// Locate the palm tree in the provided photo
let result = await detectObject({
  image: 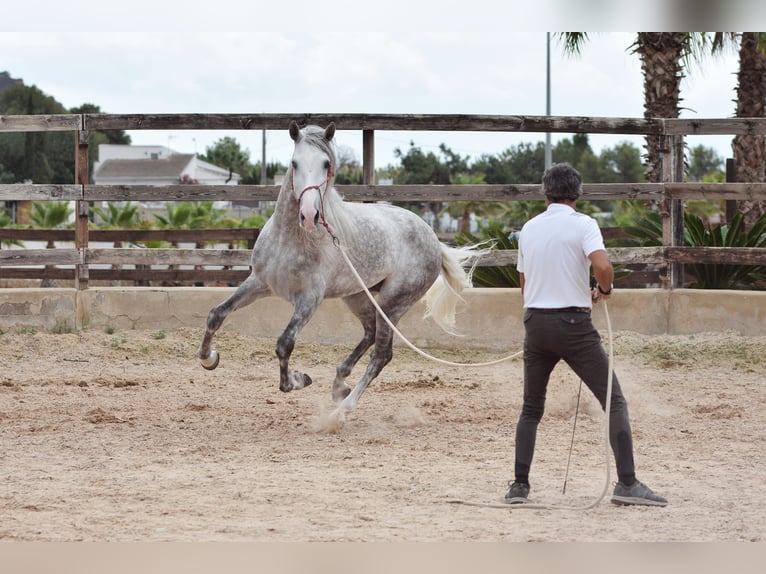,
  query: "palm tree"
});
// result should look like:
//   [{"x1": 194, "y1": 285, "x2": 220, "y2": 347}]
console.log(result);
[
  {"x1": 154, "y1": 201, "x2": 227, "y2": 282},
  {"x1": 92, "y1": 201, "x2": 143, "y2": 230},
  {"x1": 0, "y1": 210, "x2": 24, "y2": 248},
  {"x1": 91, "y1": 201, "x2": 145, "y2": 281},
  {"x1": 731, "y1": 32, "x2": 766, "y2": 227},
  {"x1": 439, "y1": 172, "x2": 506, "y2": 234},
  {"x1": 91, "y1": 201, "x2": 144, "y2": 246},
  {"x1": 559, "y1": 33, "x2": 716, "y2": 182},
  {"x1": 30, "y1": 201, "x2": 73, "y2": 287},
  {"x1": 30, "y1": 201, "x2": 73, "y2": 247},
  {"x1": 562, "y1": 33, "x2": 766, "y2": 227},
  {"x1": 630, "y1": 33, "x2": 690, "y2": 182}
]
